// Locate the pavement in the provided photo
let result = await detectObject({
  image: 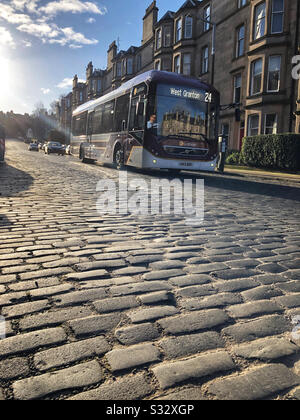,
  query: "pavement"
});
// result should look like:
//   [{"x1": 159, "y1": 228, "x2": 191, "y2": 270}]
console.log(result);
[{"x1": 0, "y1": 138, "x2": 300, "y2": 400}]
